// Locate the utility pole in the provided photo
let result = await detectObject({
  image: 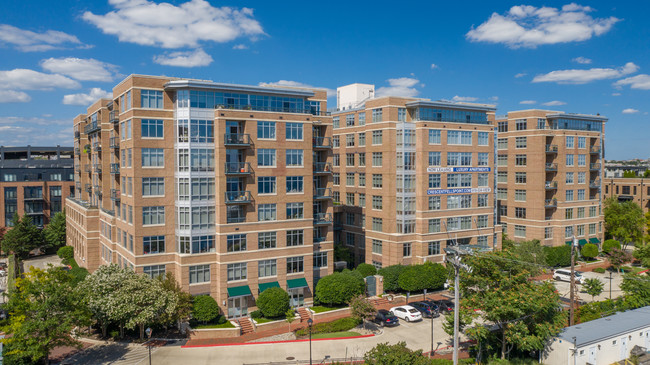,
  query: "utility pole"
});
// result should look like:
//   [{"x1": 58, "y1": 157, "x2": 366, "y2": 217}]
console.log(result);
[
  {"x1": 569, "y1": 234, "x2": 576, "y2": 326},
  {"x1": 608, "y1": 271, "x2": 614, "y2": 299},
  {"x1": 445, "y1": 244, "x2": 474, "y2": 365}
]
